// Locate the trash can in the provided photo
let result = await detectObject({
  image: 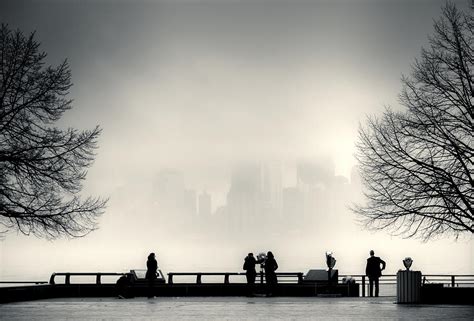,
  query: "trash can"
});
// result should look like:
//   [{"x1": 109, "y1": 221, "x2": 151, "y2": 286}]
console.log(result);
[{"x1": 397, "y1": 270, "x2": 421, "y2": 303}]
